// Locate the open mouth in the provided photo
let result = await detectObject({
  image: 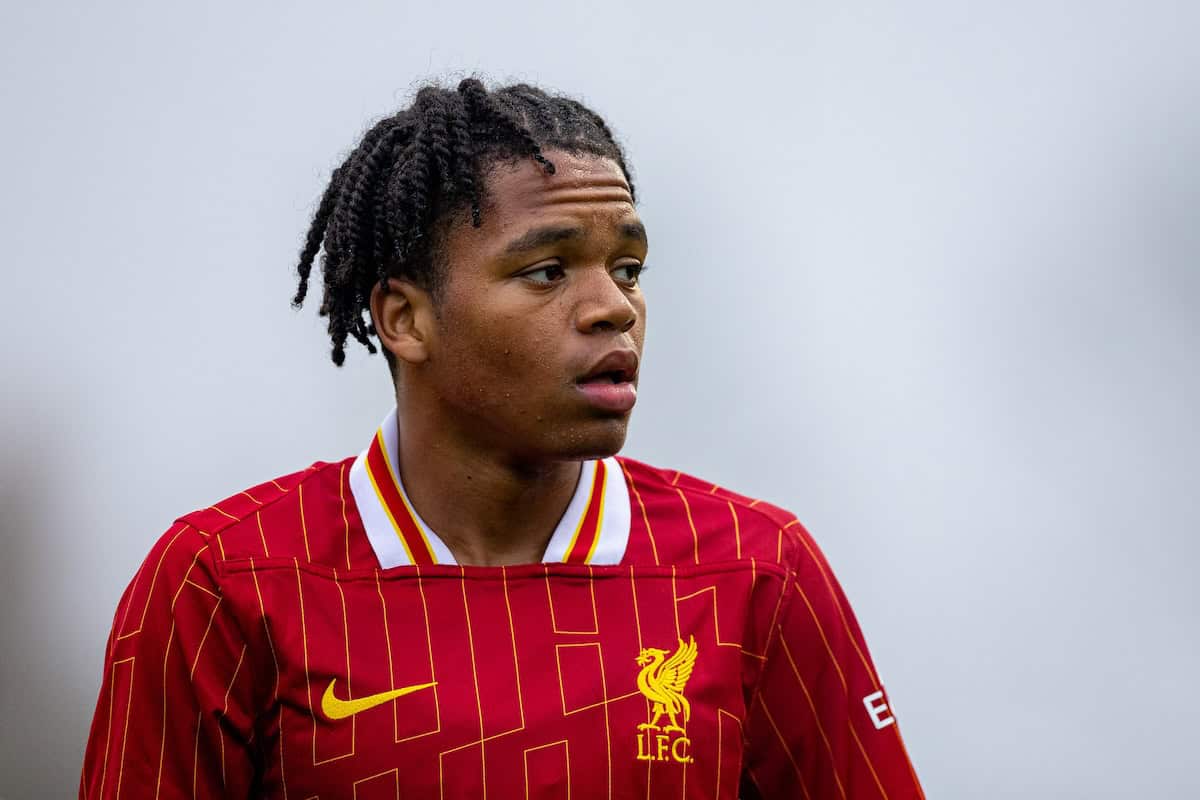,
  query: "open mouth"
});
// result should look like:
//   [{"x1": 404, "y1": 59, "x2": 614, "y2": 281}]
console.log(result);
[
  {"x1": 576, "y1": 351, "x2": 639, "y2": 411},
  {"x1": 575, "y1": 364, "x2": 638, "y2": 413},
  {"x1": 579, "y1": 370, "x2": 631, "y2": 385}
]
